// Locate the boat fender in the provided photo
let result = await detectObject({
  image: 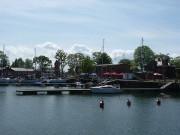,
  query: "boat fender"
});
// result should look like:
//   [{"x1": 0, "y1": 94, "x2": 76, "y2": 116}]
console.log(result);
[
  {"x1": 127, "y1": 99, "x2": 131, "y2": 106},
  {"x1": 157, "y1": 99, "x2": 161, "y2": 105},
  {"x1": 100, "y1": 101, "x2": 104, "y2": 108}
]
